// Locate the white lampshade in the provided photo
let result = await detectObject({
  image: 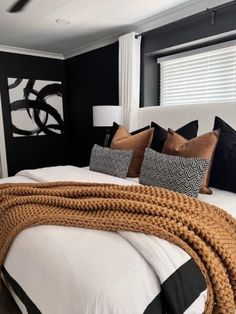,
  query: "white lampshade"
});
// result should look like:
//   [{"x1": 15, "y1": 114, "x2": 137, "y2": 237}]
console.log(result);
[{"x1": 93, "y1": 106, "x2": 123, "y2": 127}]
